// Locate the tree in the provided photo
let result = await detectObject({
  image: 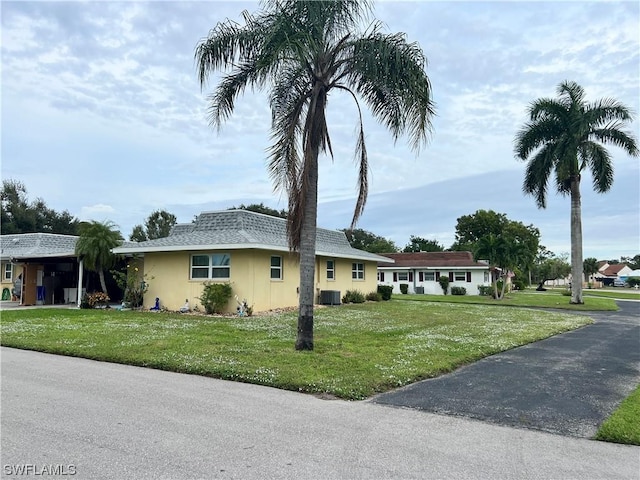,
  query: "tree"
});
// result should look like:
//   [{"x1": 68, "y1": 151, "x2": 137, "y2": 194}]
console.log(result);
[
  {"x1": 1, "y1": 179, "x2": 79, "y2": 235},
  {"x1": 129, "y1": 210, "x2": 177, "y2": 241},
  {"x1": 583, "y1": 257, "x2": 599, "y2": 283},
  {"x1": 231, "y1": 203, "x2": 288, "y2": 219},
  {"x1": 75, "y1": 221, "x2": 123, "y2": 294},
  {"x1": 403, "y1": 236, "x2": 444, "y2": 253},
  {"x1": 515, "y1": 81, "x2": 638, "y2": 304},
  {"x1": 621, "y1": 255, "x2": 640, "y2": 271},
  {"x1": 342, "y1": 228, "x2": 398, "y2": 253},
  {"x1": 532, "y1": 253, "x2": 571, "y2": 291},
  {"x1": 196, "y1": 0, "x2": 434, "y2": 350}
]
